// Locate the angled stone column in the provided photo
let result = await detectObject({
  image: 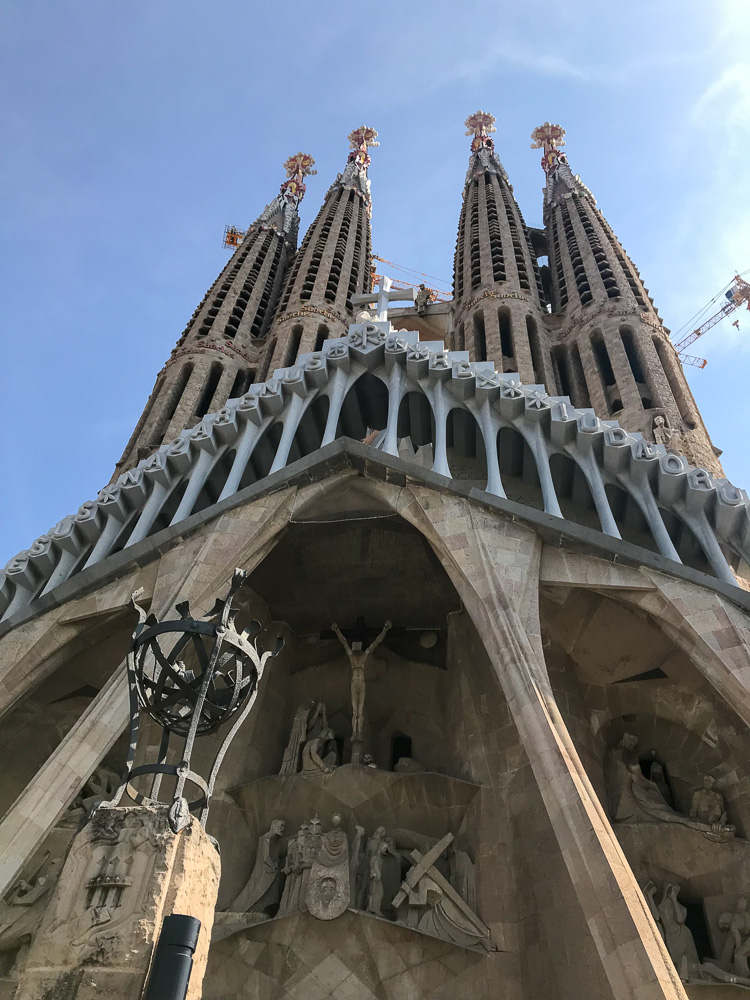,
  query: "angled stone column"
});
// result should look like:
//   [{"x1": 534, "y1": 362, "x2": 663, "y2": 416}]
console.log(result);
[
  {"x1": 383, "y1": 483, "x2": 687, "y2": 1000},
  {"x1": 16, "y1": 805, "x2": 219, "y2": 1000}
]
